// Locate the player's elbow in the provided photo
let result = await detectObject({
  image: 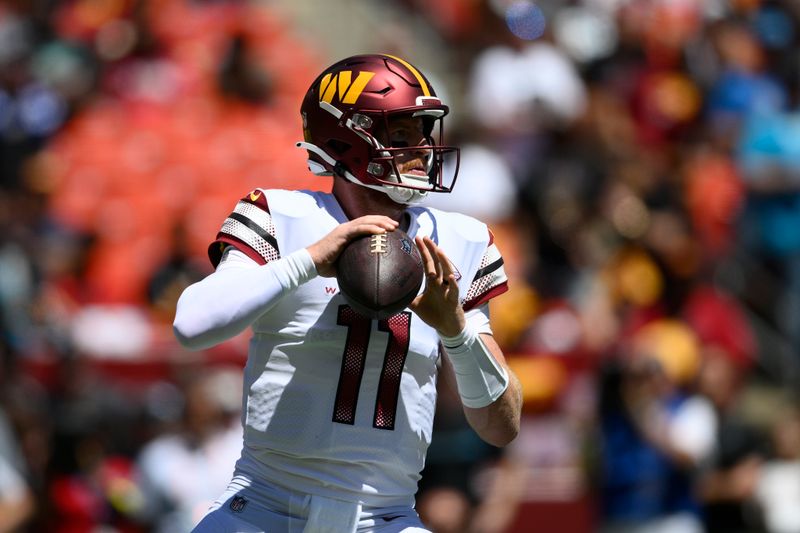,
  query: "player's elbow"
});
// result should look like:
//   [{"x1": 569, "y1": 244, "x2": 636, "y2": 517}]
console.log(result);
[
  {"x1": 497, "y1": 421, "x2": 521, "y2": 447},
  {"x1": 466, "y1": 409, "x2": 520, "y2": 448},
  {"x1": 172, "y1": 295, "x2": 215, "y2": 351},
  {"x1": 482, "y1": 417, "x2": 520, "y2": 448},
  {"x1": 469, "y1": 422, "x2": 518, "y2": 448},
  {"x1": 173, "y1": 318, "x2": 207, "y2": 351}
]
